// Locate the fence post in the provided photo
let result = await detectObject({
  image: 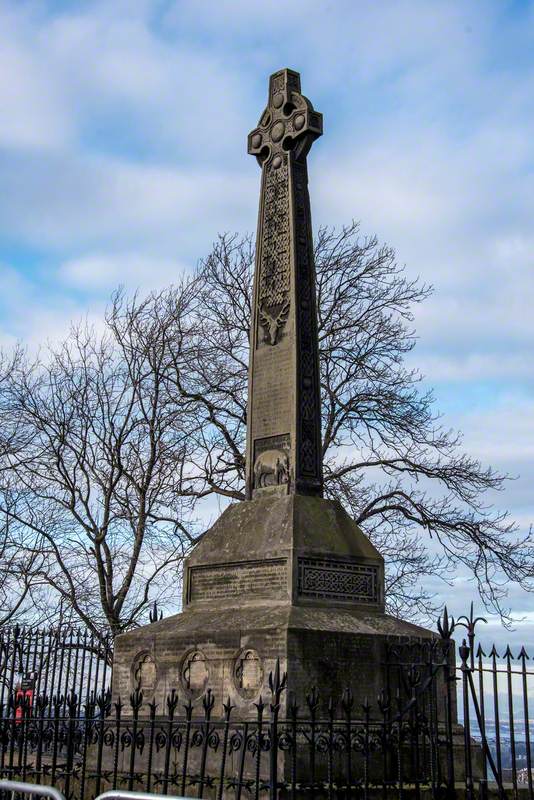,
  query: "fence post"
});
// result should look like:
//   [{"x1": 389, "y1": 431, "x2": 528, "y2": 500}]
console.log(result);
[
  {"x1": 342, "y1": 688, "x2": 353, "y2": 795},
  {"x1": 437, "y1": 607, "x2": 457, "y2": 796},
  {"x1": 198, "y1": 688, "x2": 214, "y2": 799},
  {"x1": 254, "y1": 695, "x2": 264, "y2": 800},
  {"x1": 64, "y1": 691, "x2": 78, "y2": 800},
  {"x1": 307, "y1": 687, "x2": 319, "y2": 800},
  {"x1": 94, "y1": 689, "x2": 111, "y2": 796},
  {"x1": 268, "y1": 659, "x2": 286, "y2": 800},
  {"x1": 126, "y1": 688, "x2": 143, "y2": 794},
  {"x1": 180, "y1": 699, "x2": 193, "y2": 798},
  {"x1": 217, "y1": 697, "x2": 234, "y2": 800},
  {"x1": 288, "y1": 692, "x2": 298, "y2": 800},
  {"x1": 519, "y1": 647, "x2": 533, "y2": 799},
  {"x1": 459, "y1": 640, "x2": 474, "y2": 800}
]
